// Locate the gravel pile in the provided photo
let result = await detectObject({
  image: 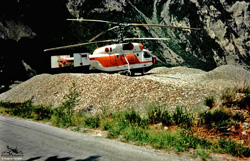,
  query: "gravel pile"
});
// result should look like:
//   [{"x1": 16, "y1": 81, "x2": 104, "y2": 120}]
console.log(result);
[
  {"x1": 0, "y1": 65, "x2": 249, "y2": 114},
  {"x1": 144, "y1": 65, "x2": 250, "y2": 90}
]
